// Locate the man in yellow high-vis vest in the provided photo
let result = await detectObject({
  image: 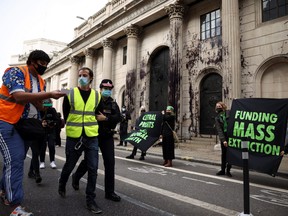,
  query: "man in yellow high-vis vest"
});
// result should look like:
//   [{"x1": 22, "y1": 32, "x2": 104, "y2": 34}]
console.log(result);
[{"x1": 58, "y1": 67, "x2": 103, "y2": 214}]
